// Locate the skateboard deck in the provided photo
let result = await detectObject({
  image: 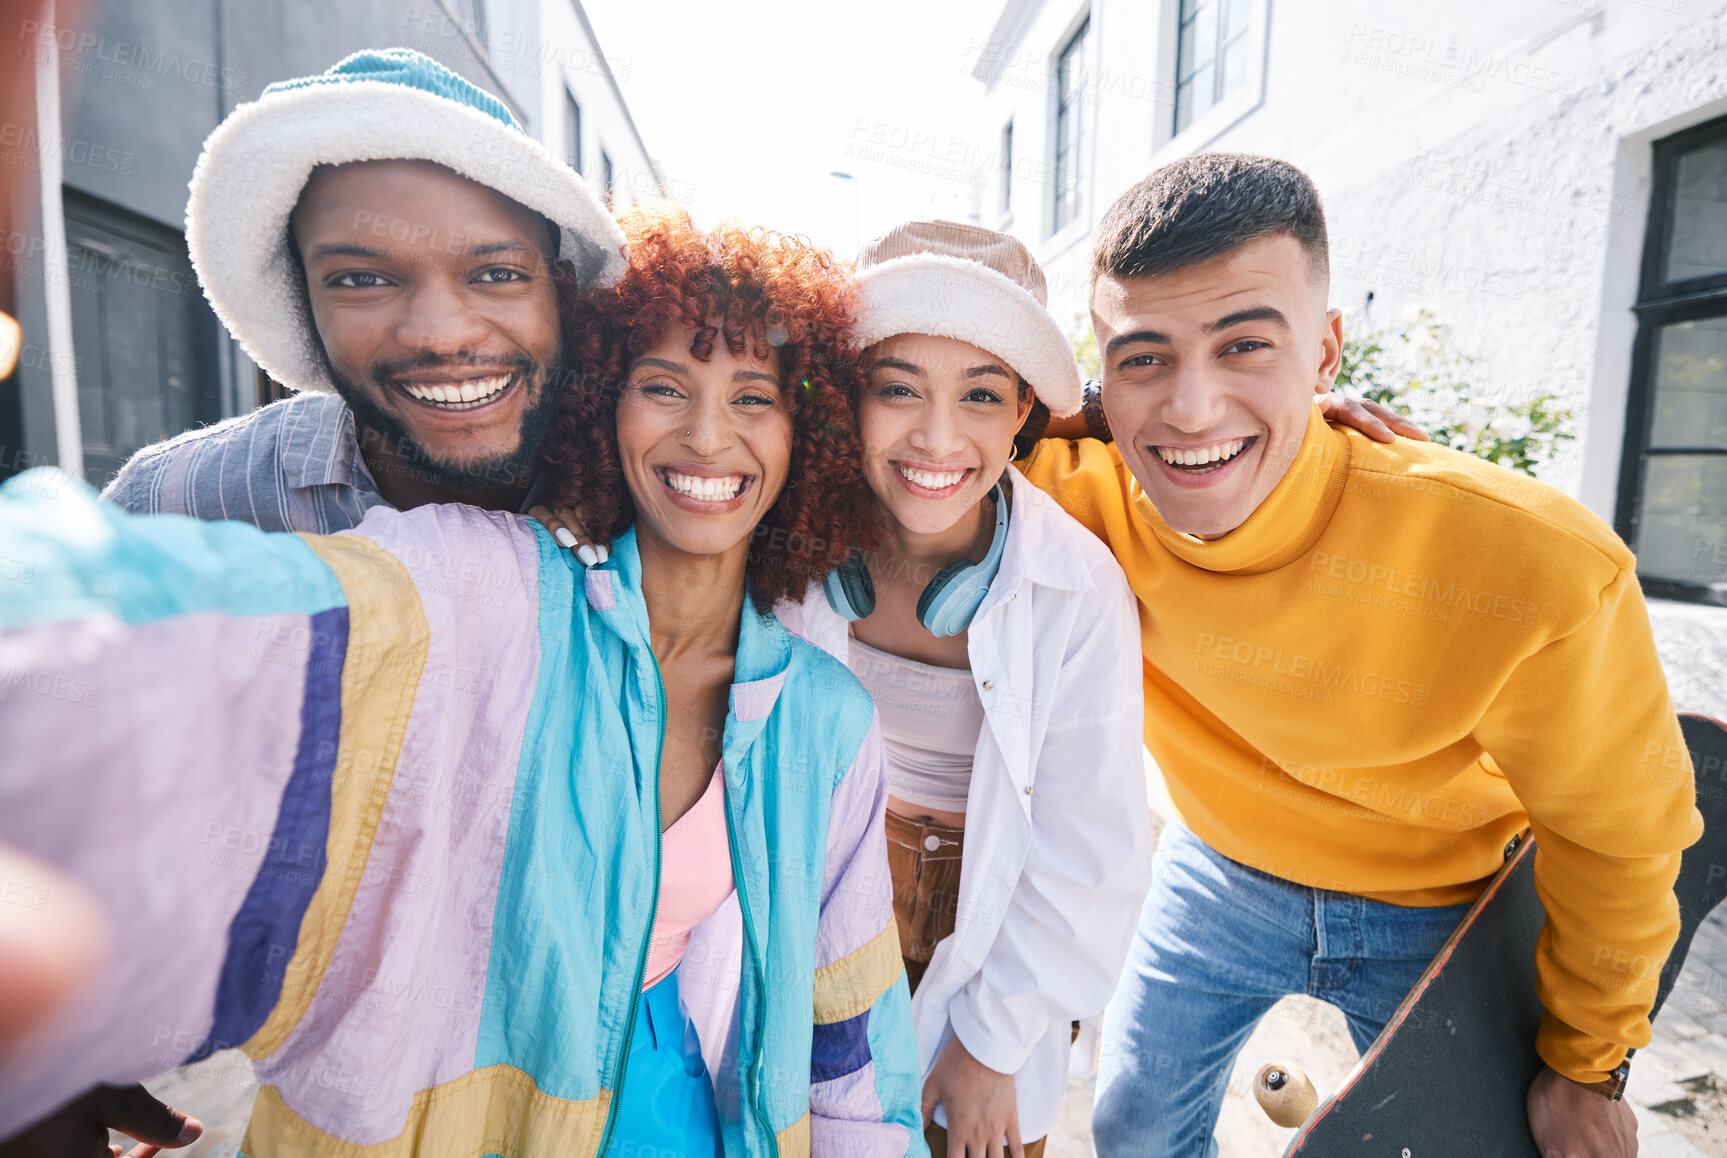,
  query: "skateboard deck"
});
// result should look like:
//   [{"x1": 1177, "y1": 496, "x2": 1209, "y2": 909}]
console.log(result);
[{"x1": 1282, "y1": 712, "x2": 1727, "y2": 1156}]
